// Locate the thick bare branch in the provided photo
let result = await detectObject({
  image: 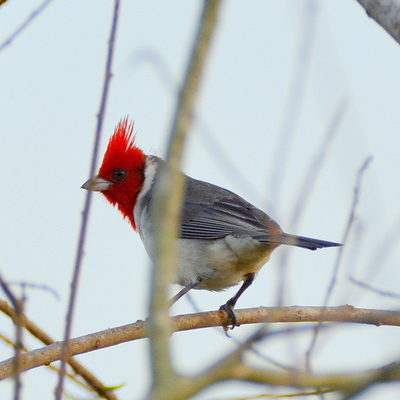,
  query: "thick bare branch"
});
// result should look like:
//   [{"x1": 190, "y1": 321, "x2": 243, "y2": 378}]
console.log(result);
[
  {"x1": 1, "y1": 305, "x2": 400, "y2": 381},
  {"x1": 147, "y1": 1, "x2": 222, "y2": 397},
  {"x1": 230, "y1": 361, "x2": 400, "y2": 397},
  {"x1": 355, "y1": 0, "x2": 400, "y2": 45}
]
